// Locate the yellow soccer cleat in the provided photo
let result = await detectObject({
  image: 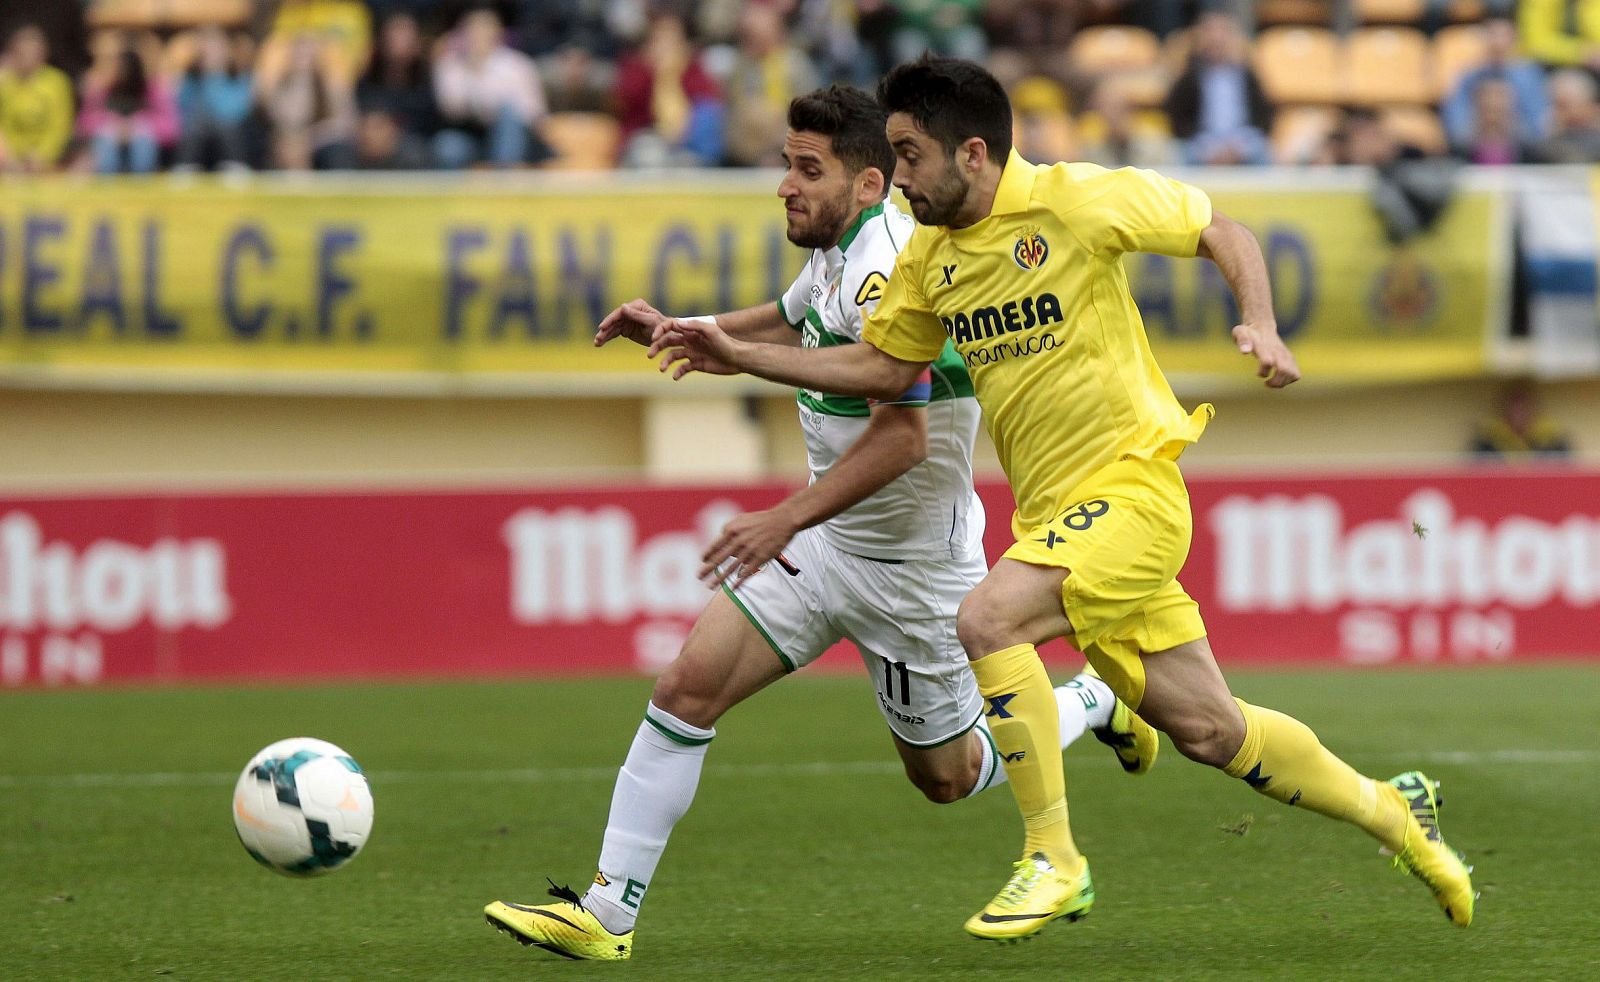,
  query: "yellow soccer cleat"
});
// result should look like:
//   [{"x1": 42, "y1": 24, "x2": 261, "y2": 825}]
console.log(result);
[
  {"x1": 1384, "y1": 771, "x2": 1475, "y2": 927},
  {"x1": 1083, "y1": 664, "x2": 1158, "y2": 775},
  {"x1": 964, "y1": 853, "x2": 1094, "y2": 942},
  {"x1": 485, "y1": 880, "x2": 634, "y2": 961}
]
